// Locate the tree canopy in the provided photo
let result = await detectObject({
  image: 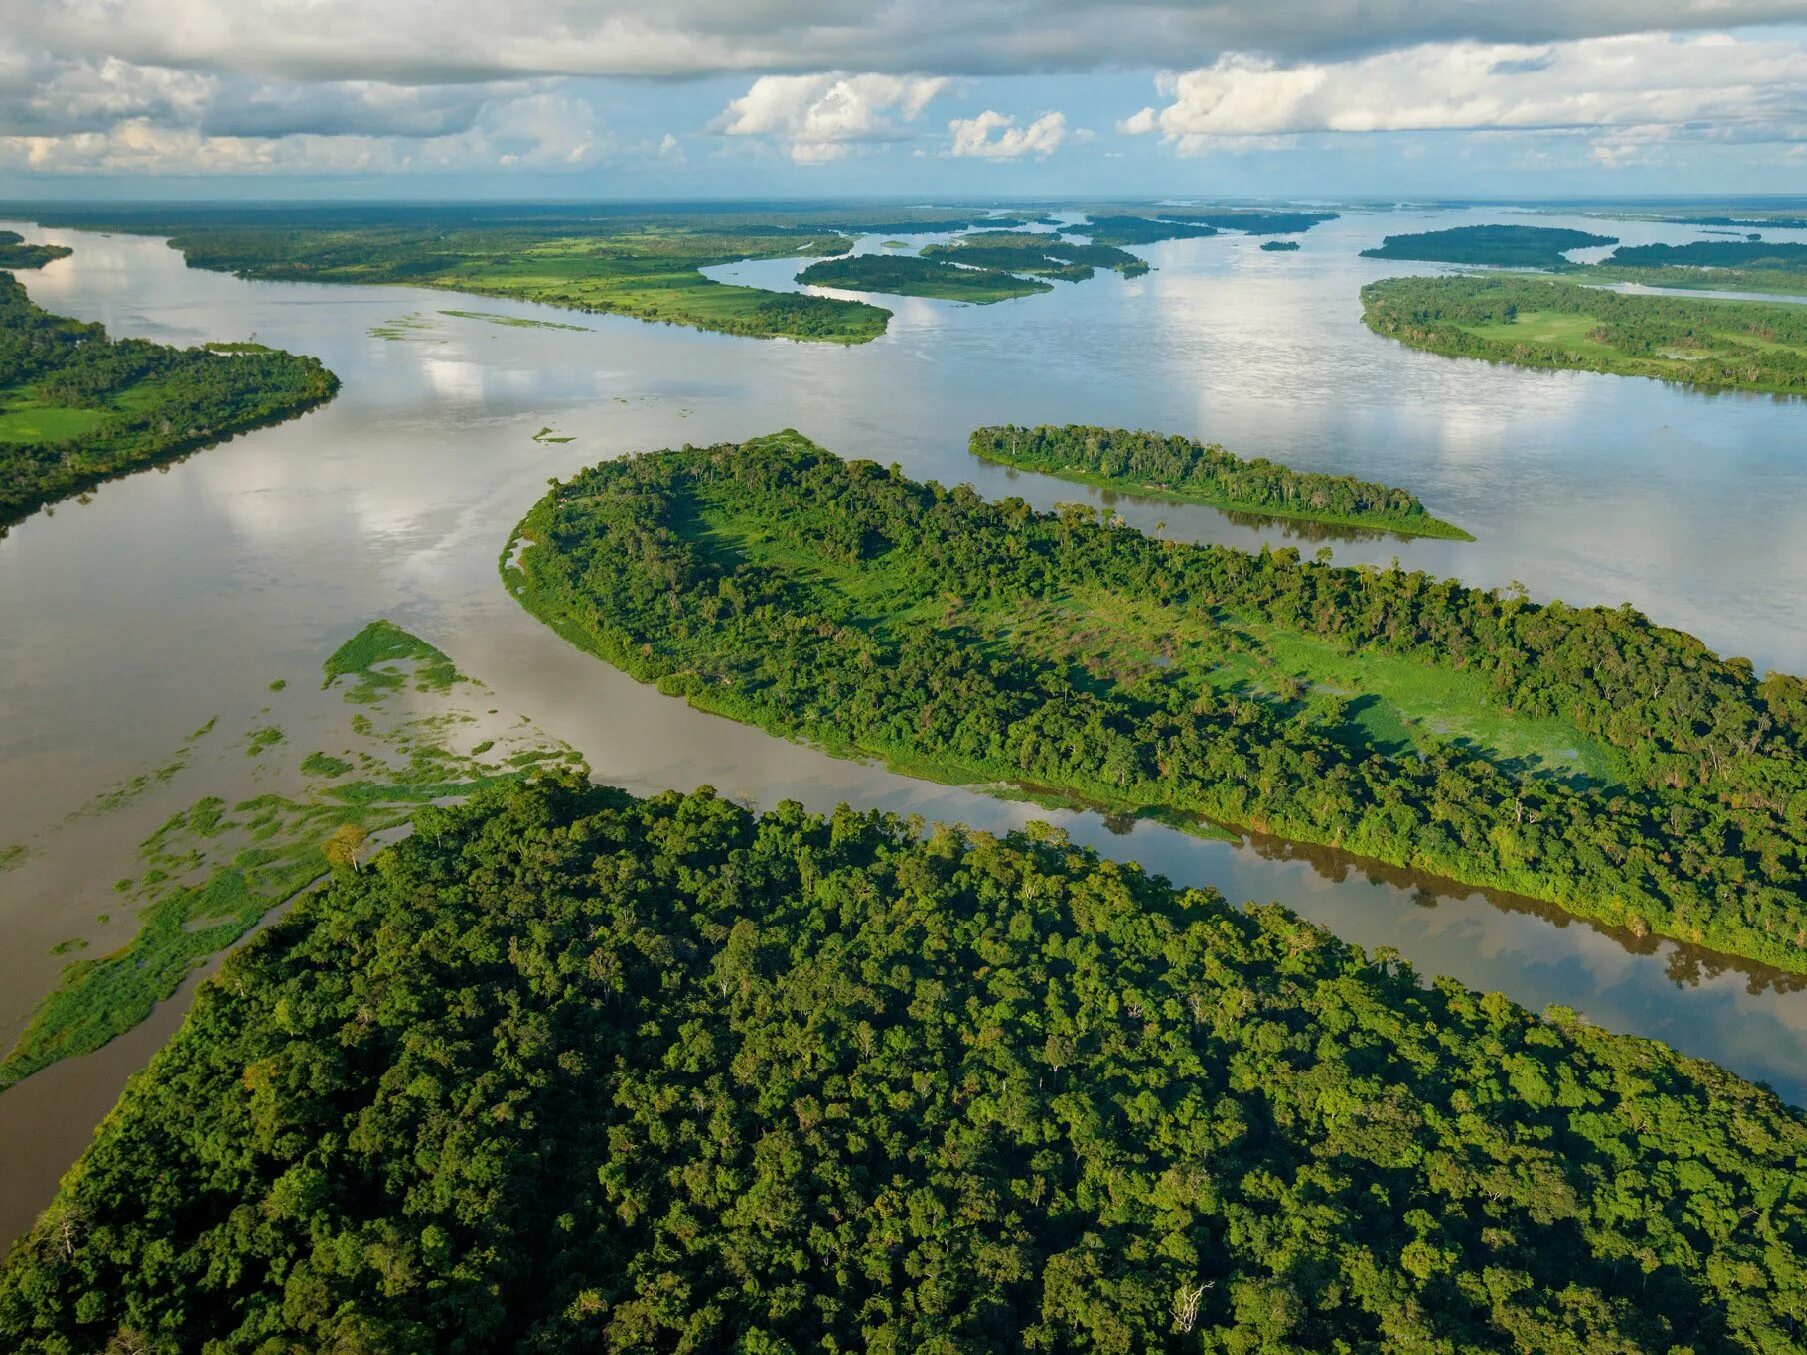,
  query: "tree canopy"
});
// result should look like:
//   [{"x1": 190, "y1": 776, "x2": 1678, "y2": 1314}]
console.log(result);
[
  {"x1": 505, "y1": 432, "x2": 1807, "y2": 971},
  {"x1": 2, "y1": 778, "x2": 1801, "y2": 1352}
]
